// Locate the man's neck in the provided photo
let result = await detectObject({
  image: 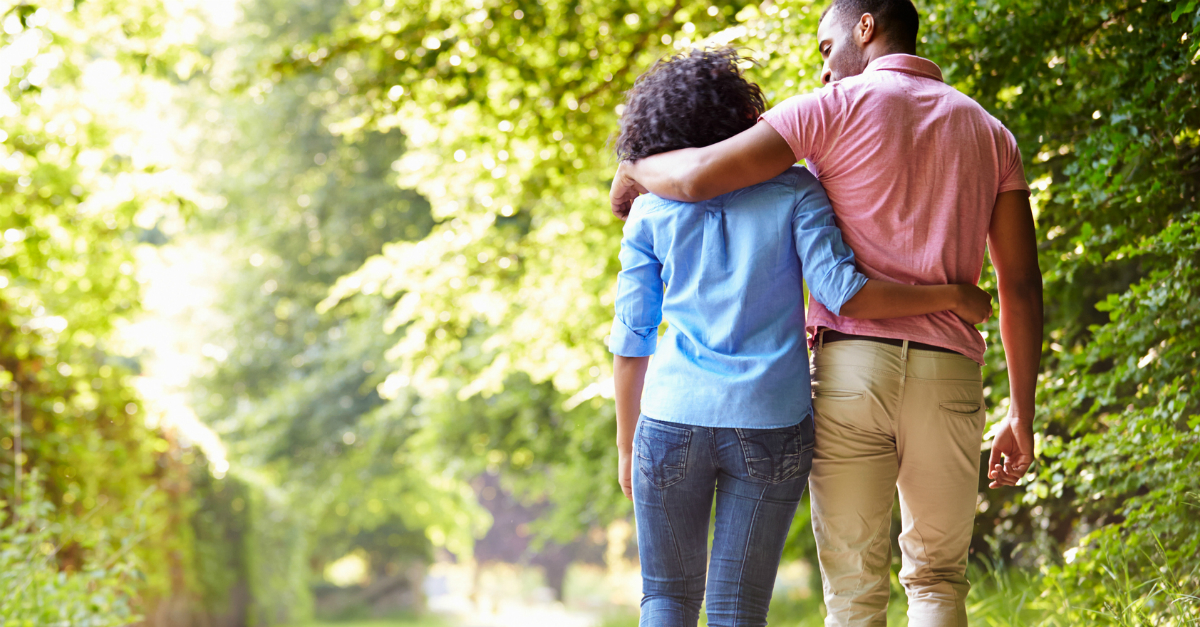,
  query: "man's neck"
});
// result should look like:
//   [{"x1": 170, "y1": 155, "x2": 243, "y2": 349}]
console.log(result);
[{"x1": 863, "y1": 43, "x2": 918, "y2": 67}]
